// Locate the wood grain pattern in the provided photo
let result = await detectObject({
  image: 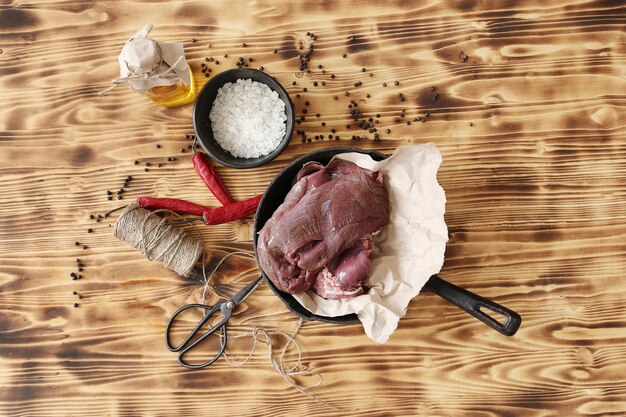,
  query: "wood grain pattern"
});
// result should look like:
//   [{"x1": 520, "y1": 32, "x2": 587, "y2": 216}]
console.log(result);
[{"x1": 1, "y1": 0, "x2": 626, "y2": 416}]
